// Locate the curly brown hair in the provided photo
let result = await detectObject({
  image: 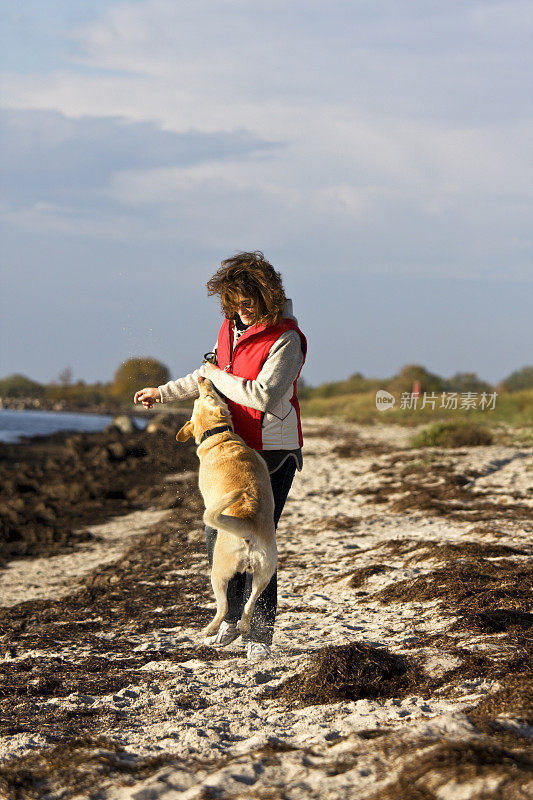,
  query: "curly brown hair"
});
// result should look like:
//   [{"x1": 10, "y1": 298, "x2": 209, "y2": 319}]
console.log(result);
[{"x1": 206, "y1": 251, "x2": 286, "y2": 326}]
